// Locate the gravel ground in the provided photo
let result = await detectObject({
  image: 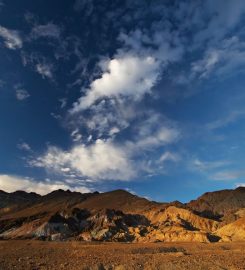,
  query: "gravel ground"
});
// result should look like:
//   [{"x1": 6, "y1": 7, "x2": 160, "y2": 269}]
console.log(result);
[{"x1": 0, "y1": 240, "x2": 244, "y2": 270}]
